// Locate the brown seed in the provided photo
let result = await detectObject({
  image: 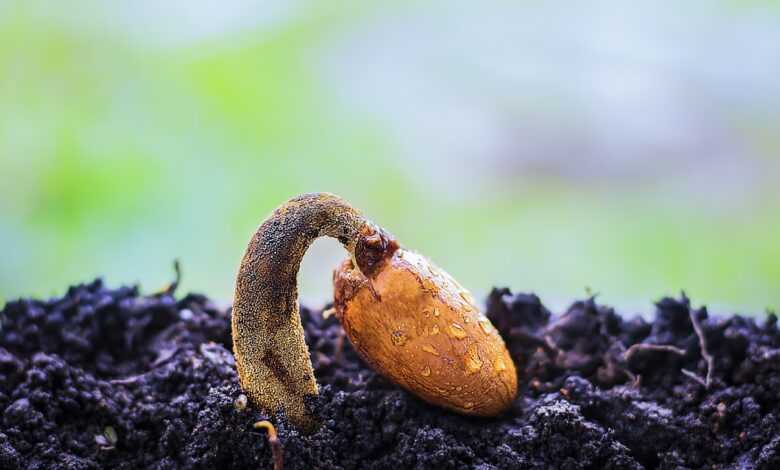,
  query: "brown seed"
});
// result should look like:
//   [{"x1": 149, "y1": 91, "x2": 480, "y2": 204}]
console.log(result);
[{"x1": 334, "y1": 248, "x2": 518, "y2": 417}]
